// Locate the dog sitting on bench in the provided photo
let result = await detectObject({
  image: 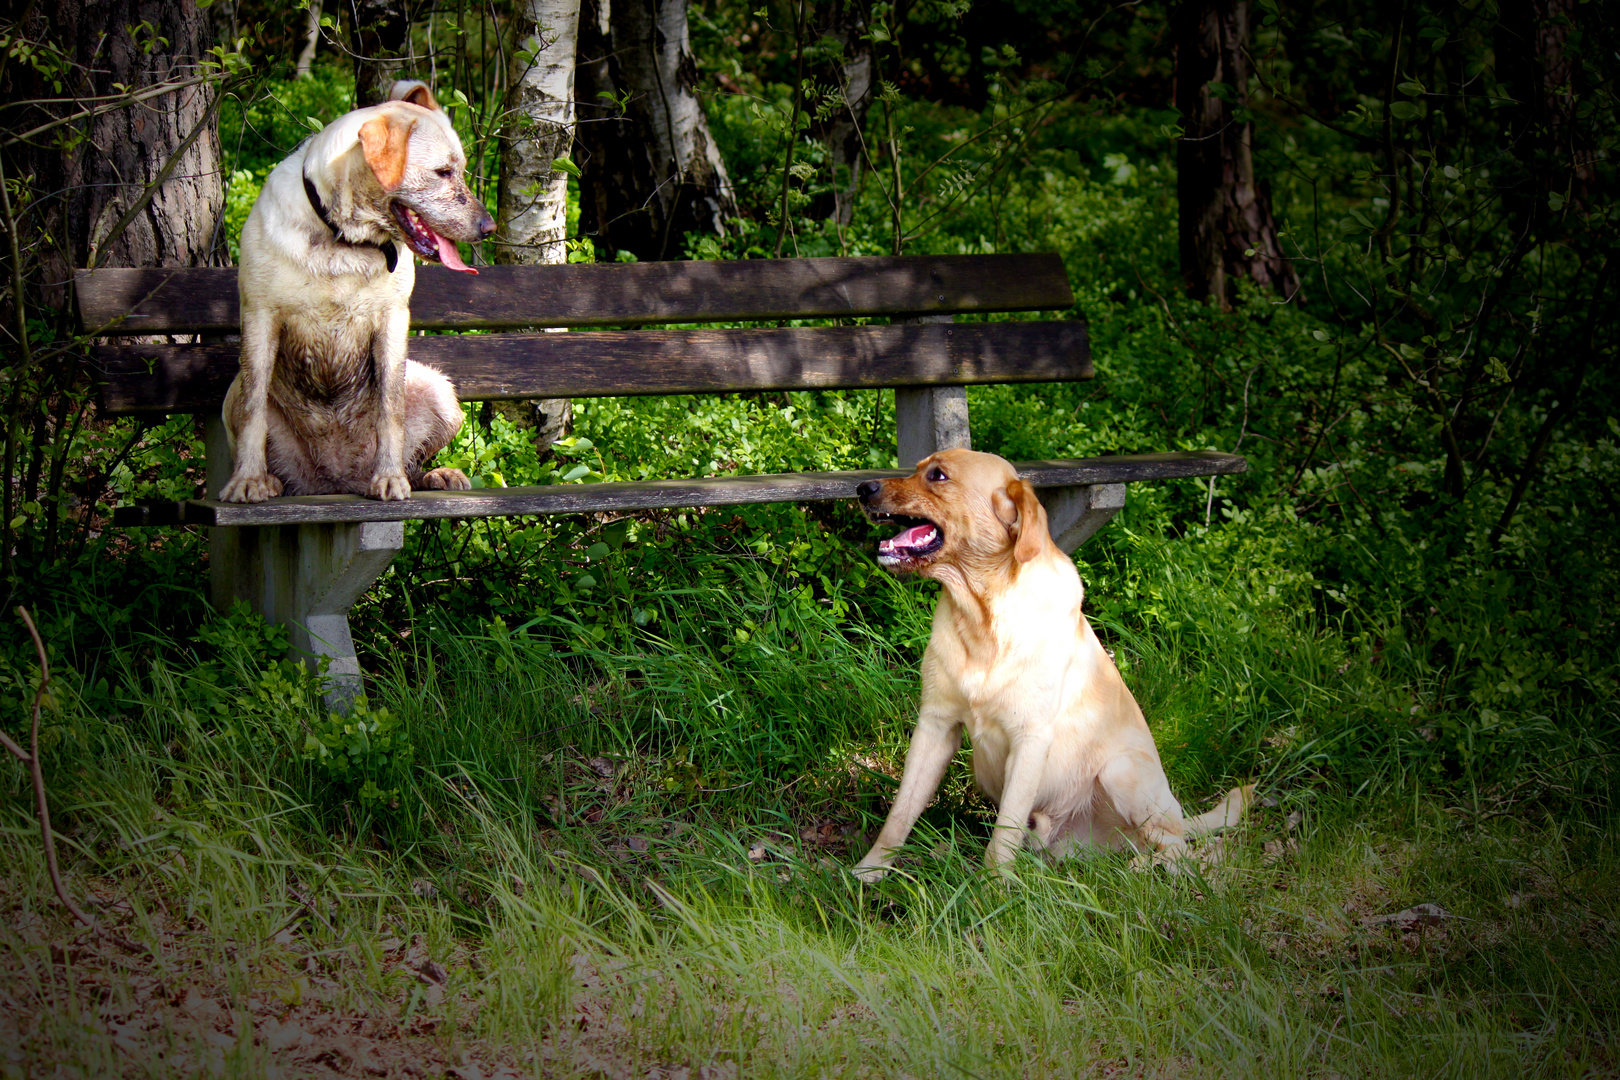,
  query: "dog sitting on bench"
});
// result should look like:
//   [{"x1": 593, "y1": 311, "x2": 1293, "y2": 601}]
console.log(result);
[
  {"x1": 219, "y1": 81, "x2": 492, "y2": 503},
  {"x1": 853, "y1": 450, "x2": 1252, "y2": 881}
]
